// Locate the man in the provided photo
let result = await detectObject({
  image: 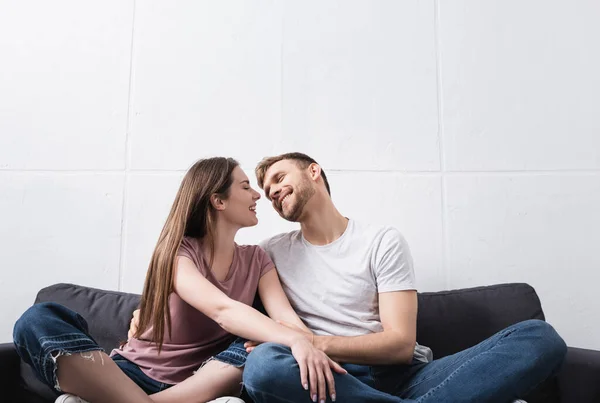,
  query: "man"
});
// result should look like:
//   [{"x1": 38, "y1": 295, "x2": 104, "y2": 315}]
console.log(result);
[{"x1": 241, "y1": 152, "x2": 566, "y2": 403}]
